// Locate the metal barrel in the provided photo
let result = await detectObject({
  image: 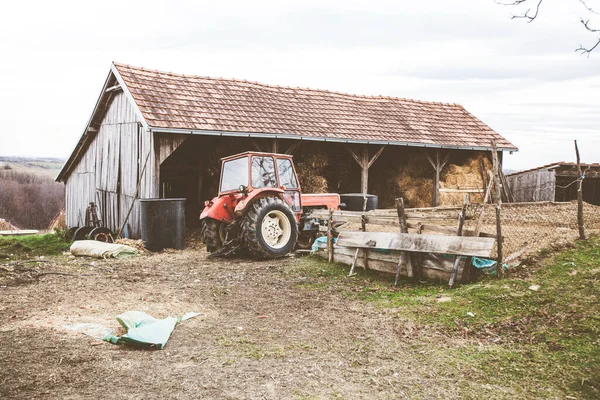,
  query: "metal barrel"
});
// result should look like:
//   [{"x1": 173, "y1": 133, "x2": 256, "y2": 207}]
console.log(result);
[{"x1": 140, "y1": 198, "x2": 186, "y2": 251}]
